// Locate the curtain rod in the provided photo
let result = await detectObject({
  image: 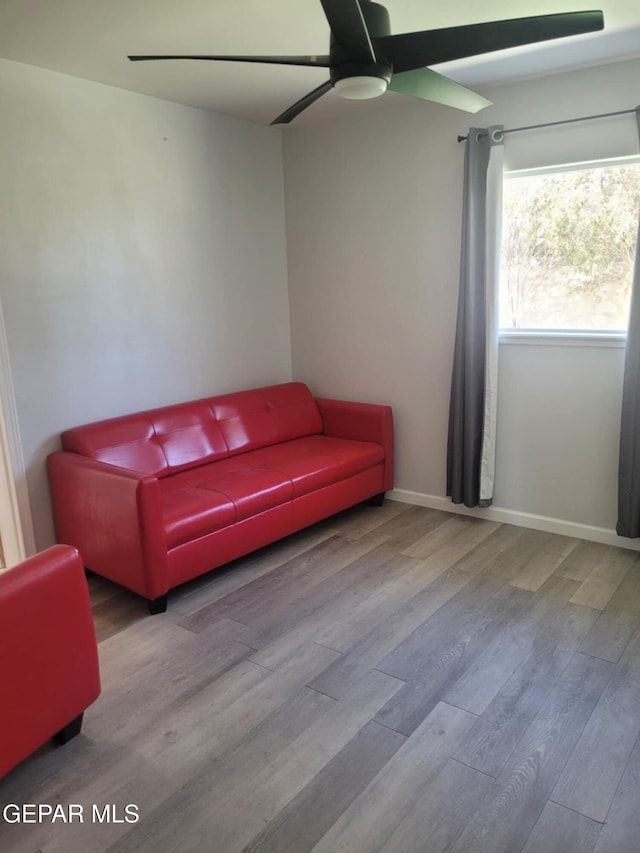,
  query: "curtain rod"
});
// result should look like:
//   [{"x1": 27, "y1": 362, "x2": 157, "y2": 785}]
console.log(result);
[{"x1": 457, "y1": 106, "x2": 639, "y2": 143}]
